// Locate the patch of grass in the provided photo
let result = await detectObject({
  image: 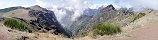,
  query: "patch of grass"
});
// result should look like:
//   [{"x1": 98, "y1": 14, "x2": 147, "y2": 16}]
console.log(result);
[
  {"x1": 4, "y1": 18, "x2": 32, "y2": 32},
  {"x1": 93, "y1": 23, "x2": 121, "y2": 36},
  {"x1": 16, "y1": 38, "x2": 20, "y2": 40},
  {"x1": 131, "y1": 13, "x2": 146, "y2": 22}
]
